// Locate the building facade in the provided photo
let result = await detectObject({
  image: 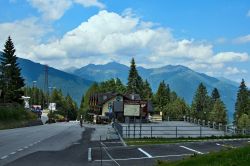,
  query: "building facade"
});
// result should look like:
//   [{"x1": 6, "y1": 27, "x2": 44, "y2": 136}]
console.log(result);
[{"x1": 89, "y1": 92, "x2": 153, "y2": 123}]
